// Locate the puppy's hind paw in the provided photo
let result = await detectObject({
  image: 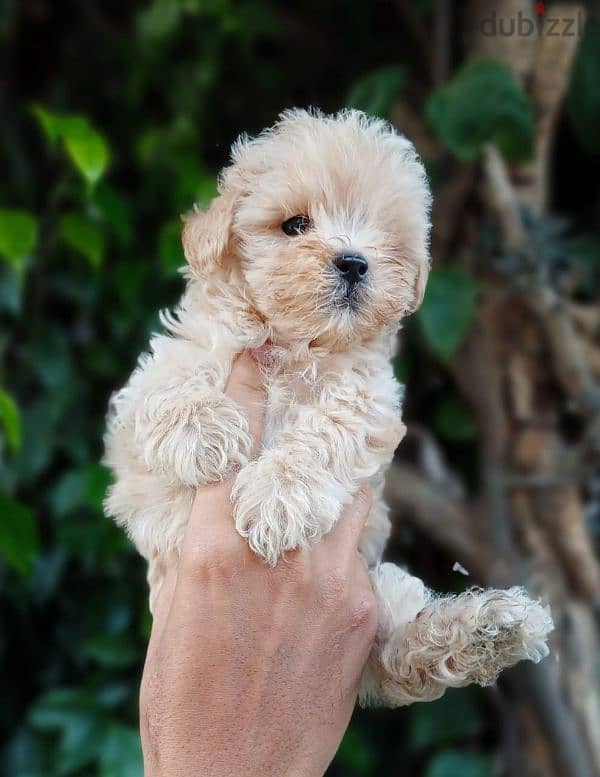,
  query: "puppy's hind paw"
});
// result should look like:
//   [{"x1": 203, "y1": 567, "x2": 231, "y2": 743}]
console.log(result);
[
  {"x1": 366, "y1": 586, "x2": 553, "y2": 707},
  {"x1": 231, "y1": 448, "x2": 347, "y2": 564}
]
